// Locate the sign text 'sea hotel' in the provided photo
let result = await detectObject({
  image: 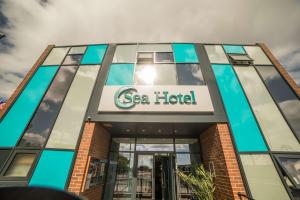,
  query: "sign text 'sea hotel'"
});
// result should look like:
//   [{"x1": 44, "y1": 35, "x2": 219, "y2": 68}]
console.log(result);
[{"x1": 0, "y1": 43, "x2": 300, "y2": 200}]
